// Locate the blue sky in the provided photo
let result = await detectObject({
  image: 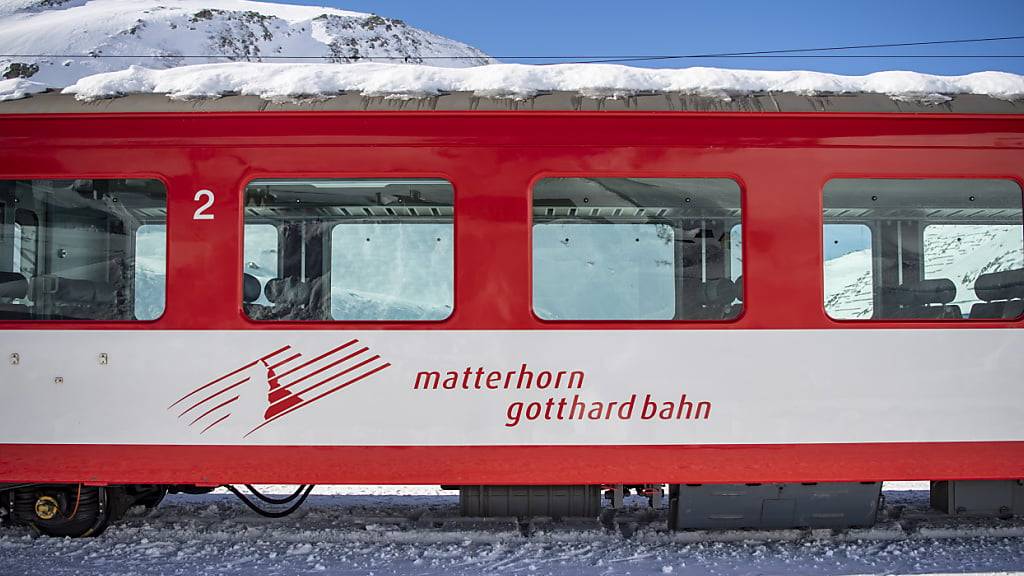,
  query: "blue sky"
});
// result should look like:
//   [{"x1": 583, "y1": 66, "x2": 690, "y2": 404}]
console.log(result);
[{"x1": 275, "y1": 0, "x2": 1024, "y2": 75}]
